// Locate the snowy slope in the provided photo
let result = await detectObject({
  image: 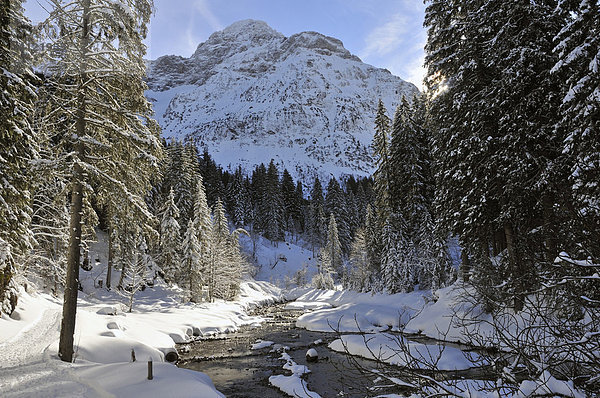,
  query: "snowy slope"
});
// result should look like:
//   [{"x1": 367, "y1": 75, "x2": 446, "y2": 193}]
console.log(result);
[
  {"x1": 146, "y1": 19, "x2": 419, "y2": 182},
  {"x1": 0, "y1": 231, "x2": 284, "y2": 398}
]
